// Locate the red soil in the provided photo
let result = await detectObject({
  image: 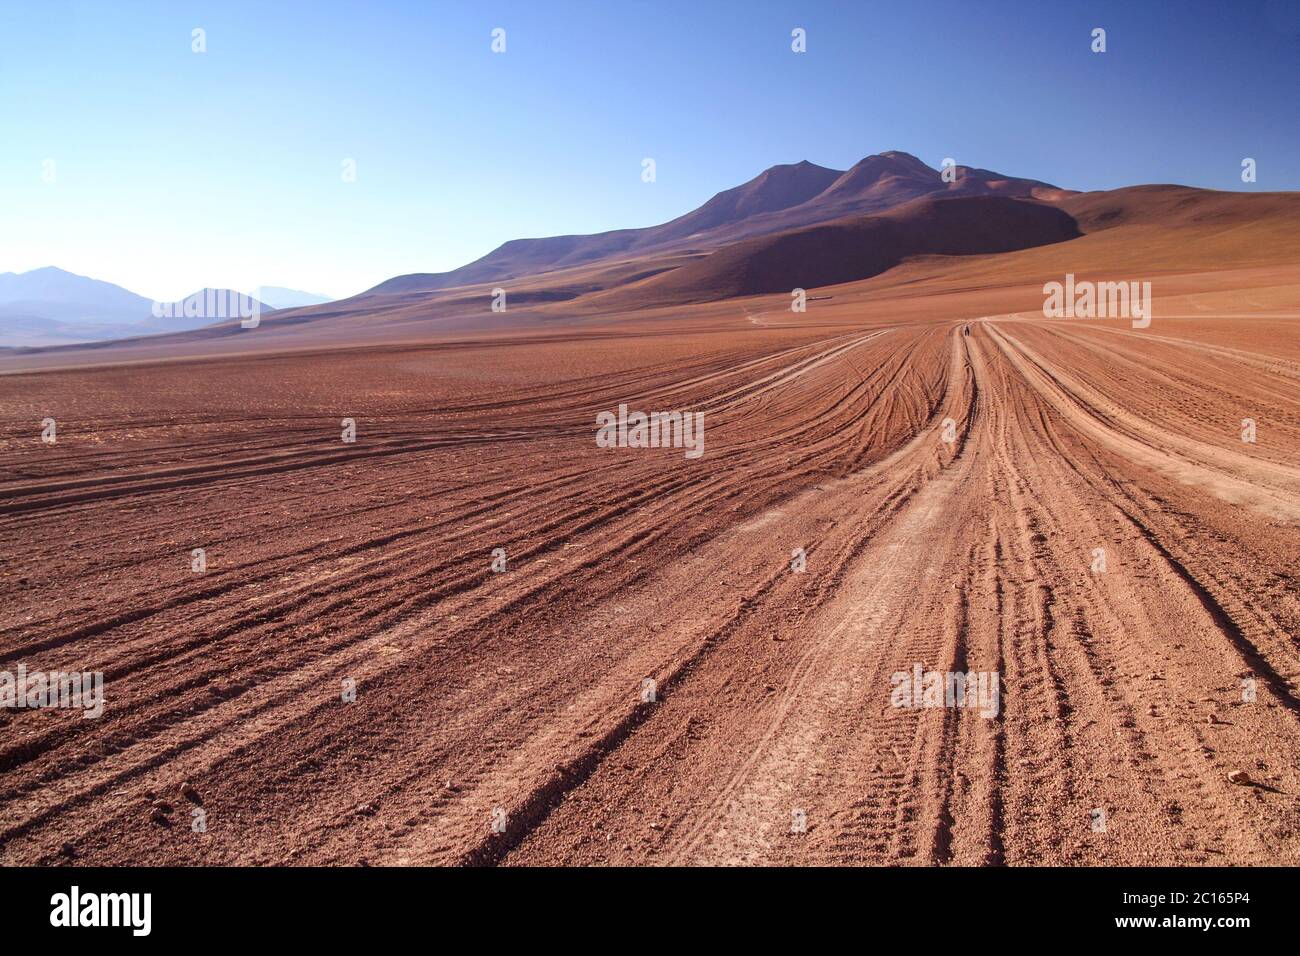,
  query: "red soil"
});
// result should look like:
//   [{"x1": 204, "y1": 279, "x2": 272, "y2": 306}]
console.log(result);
[{"x1": 1, "y1": 187, "x2": 1298, "y2": 867}]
